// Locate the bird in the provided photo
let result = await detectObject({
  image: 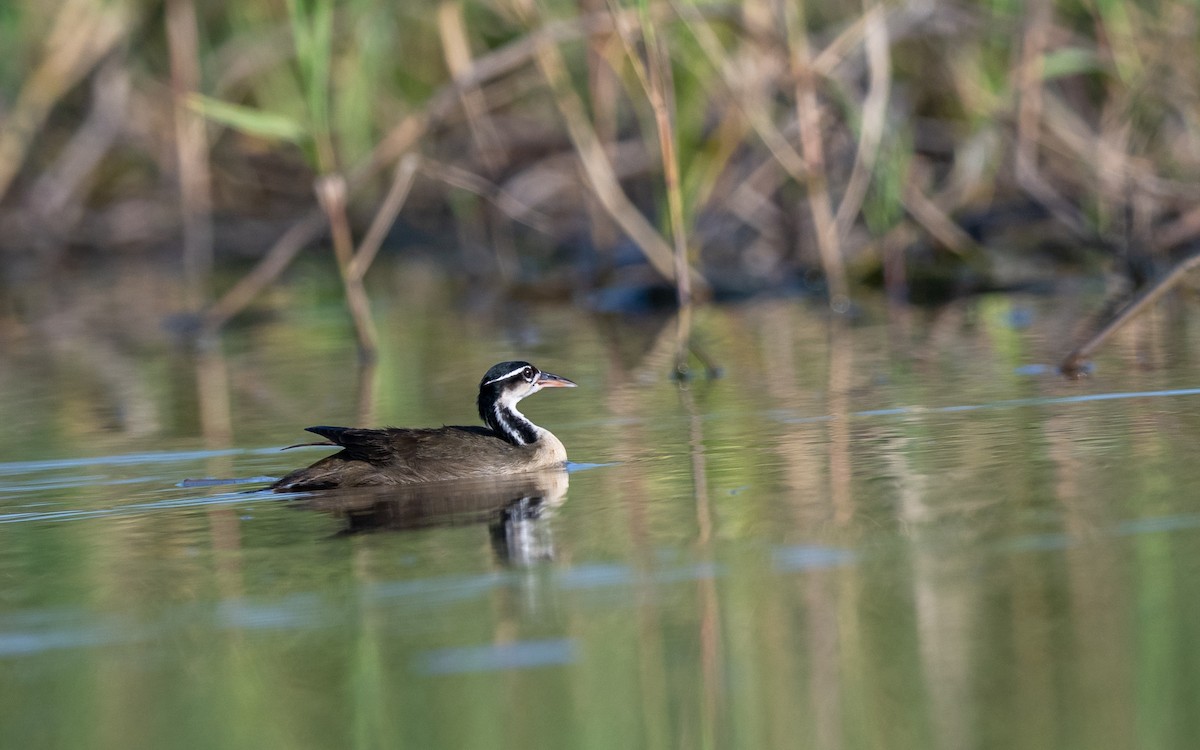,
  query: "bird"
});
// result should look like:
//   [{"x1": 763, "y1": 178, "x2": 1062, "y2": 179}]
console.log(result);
[{"x1": 272, "y1": 361, "x2": 576, "y2": 491}]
